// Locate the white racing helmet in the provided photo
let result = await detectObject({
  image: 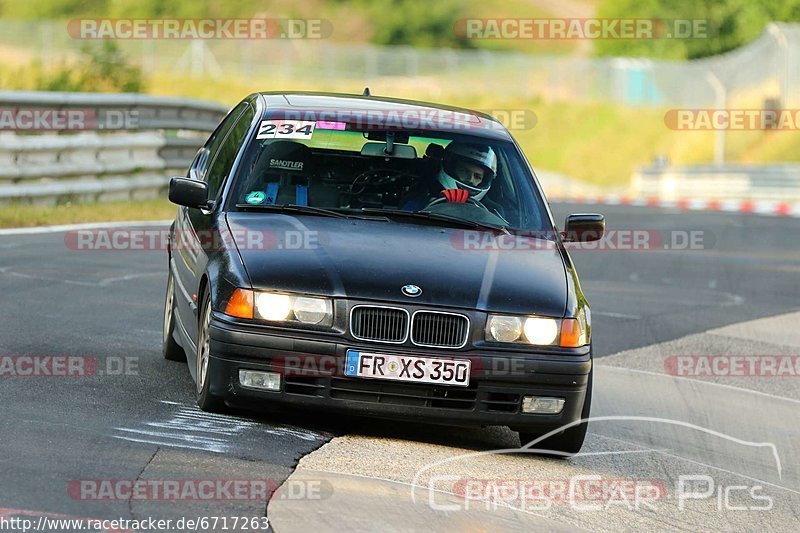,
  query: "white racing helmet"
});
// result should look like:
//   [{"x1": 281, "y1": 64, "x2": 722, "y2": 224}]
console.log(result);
[{"x1": 437, "y1": 142, "x2": 497, "y2": 201}]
